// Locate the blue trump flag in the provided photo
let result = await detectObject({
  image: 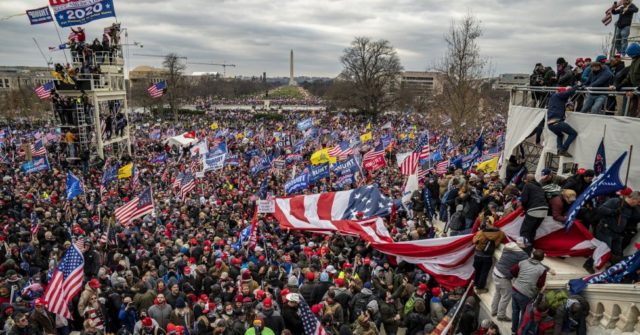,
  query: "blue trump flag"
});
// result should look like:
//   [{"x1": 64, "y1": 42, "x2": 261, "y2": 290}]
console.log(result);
[
  {"x1": 149, "y1": 153, "x2": 167, "y2": 164},
  {"x1": 232, "y1": 226, "x2": 252, "y2": 251},
  {"x1": 565, "y1": 151, "x2": 627, "y2": 230},
  {"x1": 102, "y1": 163, "x2": 119, "y2": 185},
  {"x1": 66, "y1": 172, "x2": 84, "y2": 200},
  {"x1": 309, "y1": 164, "x2": 330, "y2": 183},
  {"x1": 332, "y1": 156, "x2": 359, "y2": 177},
  {"x1": 569, "y1": 248, "x2": 640, "y2": 294},
  {"x1": 297, "y1": 118, "x2": 314, "y2": 131},
  {"x1": 285, "y1": 172, "x2": 309, "y2": 195},
  {"x1": 462, "y1": 134, "x2": 484, "y2": 170},
  {"x1": 594, "y1": 138, "x2": 607, "y2": 176},
  {"x1": 21, "y1": 156, "x2": 50, "y2": 174}
]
